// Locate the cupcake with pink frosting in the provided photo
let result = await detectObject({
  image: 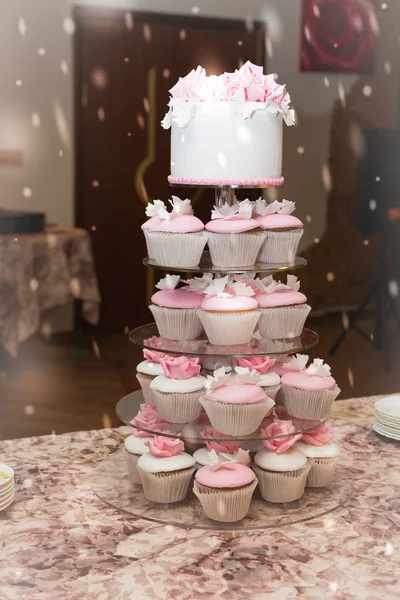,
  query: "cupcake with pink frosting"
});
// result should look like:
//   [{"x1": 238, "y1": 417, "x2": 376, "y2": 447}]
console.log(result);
[
  {"x1": 193, "y1": 427, "x2": 250, "y2": 468},
  {"x1": 136, "y1": 349, "x2": 166, "y2": 404},
  {"x1": 141, "y1": 197, "x2": 208, "y2": 267},
  {"x1": 193, "y1": 449, "x2": 257, "y2": 522},
  {"x1": 150, "y1": 275, "x2": 204, "y2": 340},
  {"x1": 253, "y1": 419, "x2": 310, "y2": 503},
  {"x1": 198, "y1": 276, "x2": 260, "y2": 345},
  {"x1": 150, "y1": 355, "x2": 206, "y2": 423},
  {"x1": 295, "y1": 425, "x2": 340, "y2": 488},
  {"x1": 255, "y1": 199, "x2": 303, "y2": 263},
  {"x1": 256, "y1": 275, "x2": 311, "y2": 339},
  {"x1": 125, "y1": 404, "x2": 167, "y2": 484},
  {"x1": 280, "y1": 355, "x2": 340, "y2": 420},
  {"x1": 235, "y1": 356, "x2": 280, "y2": 399},
  {"x1": 200, "y1": 367, "x2": 275, "y2": 436},
  {"x1": 205, "y1": 199, "x2": 265, "y2": 268},
  {"x1": 137, "y1": 433, "x2": 196, "y2": 503}
]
